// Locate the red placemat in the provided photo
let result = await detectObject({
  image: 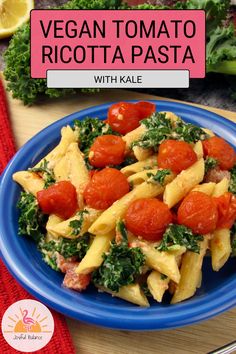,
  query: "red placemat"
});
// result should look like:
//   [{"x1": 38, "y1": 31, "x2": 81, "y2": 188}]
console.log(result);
[{"x1": 0, "y1": 79, "x2": 76, "y2": 354}]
